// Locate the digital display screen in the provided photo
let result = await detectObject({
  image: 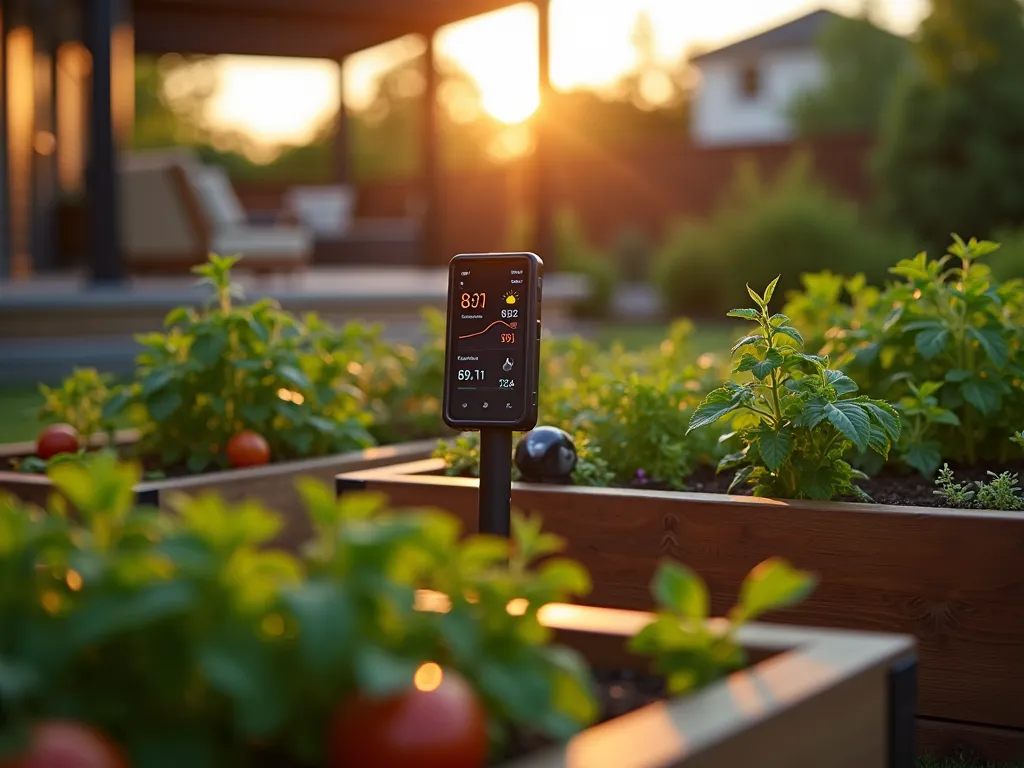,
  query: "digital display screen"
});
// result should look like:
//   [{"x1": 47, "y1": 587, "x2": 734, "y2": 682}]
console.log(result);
[{"x1": 446, "y1": 255, "x2": 535, "y2": 423}]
